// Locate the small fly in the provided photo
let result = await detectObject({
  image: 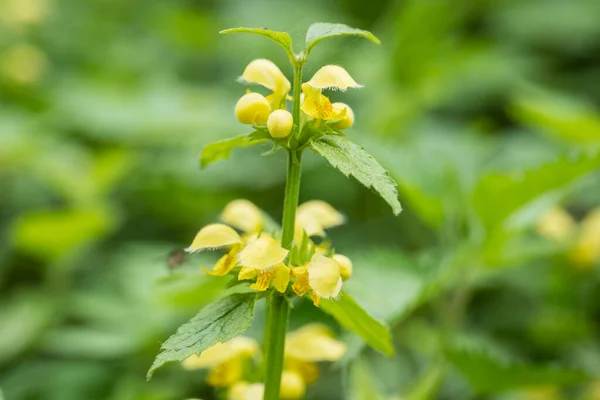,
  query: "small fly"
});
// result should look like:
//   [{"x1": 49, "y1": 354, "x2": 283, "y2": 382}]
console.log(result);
[{"x1": 167, "y1": 248, "x2": 187, "y2": 271}]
